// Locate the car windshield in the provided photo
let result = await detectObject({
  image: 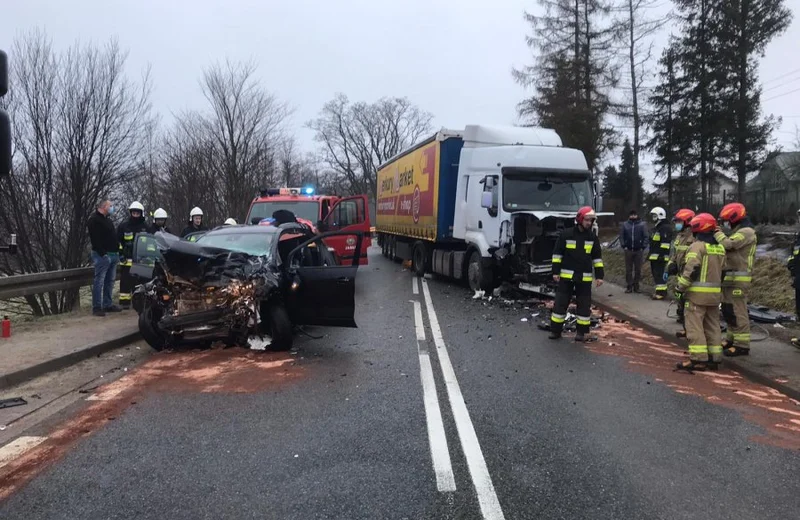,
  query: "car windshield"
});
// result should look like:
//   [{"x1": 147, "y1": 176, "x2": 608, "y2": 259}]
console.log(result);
[
  {"x1": 196, "y1": 232, "x2": 274, "y2": 257},
  {"x1": 247, "y1": 201, "x2": 319, "y2": 224},
  {"x1": 503, "y1": 172, "x2": 592, "y2": 212}
]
